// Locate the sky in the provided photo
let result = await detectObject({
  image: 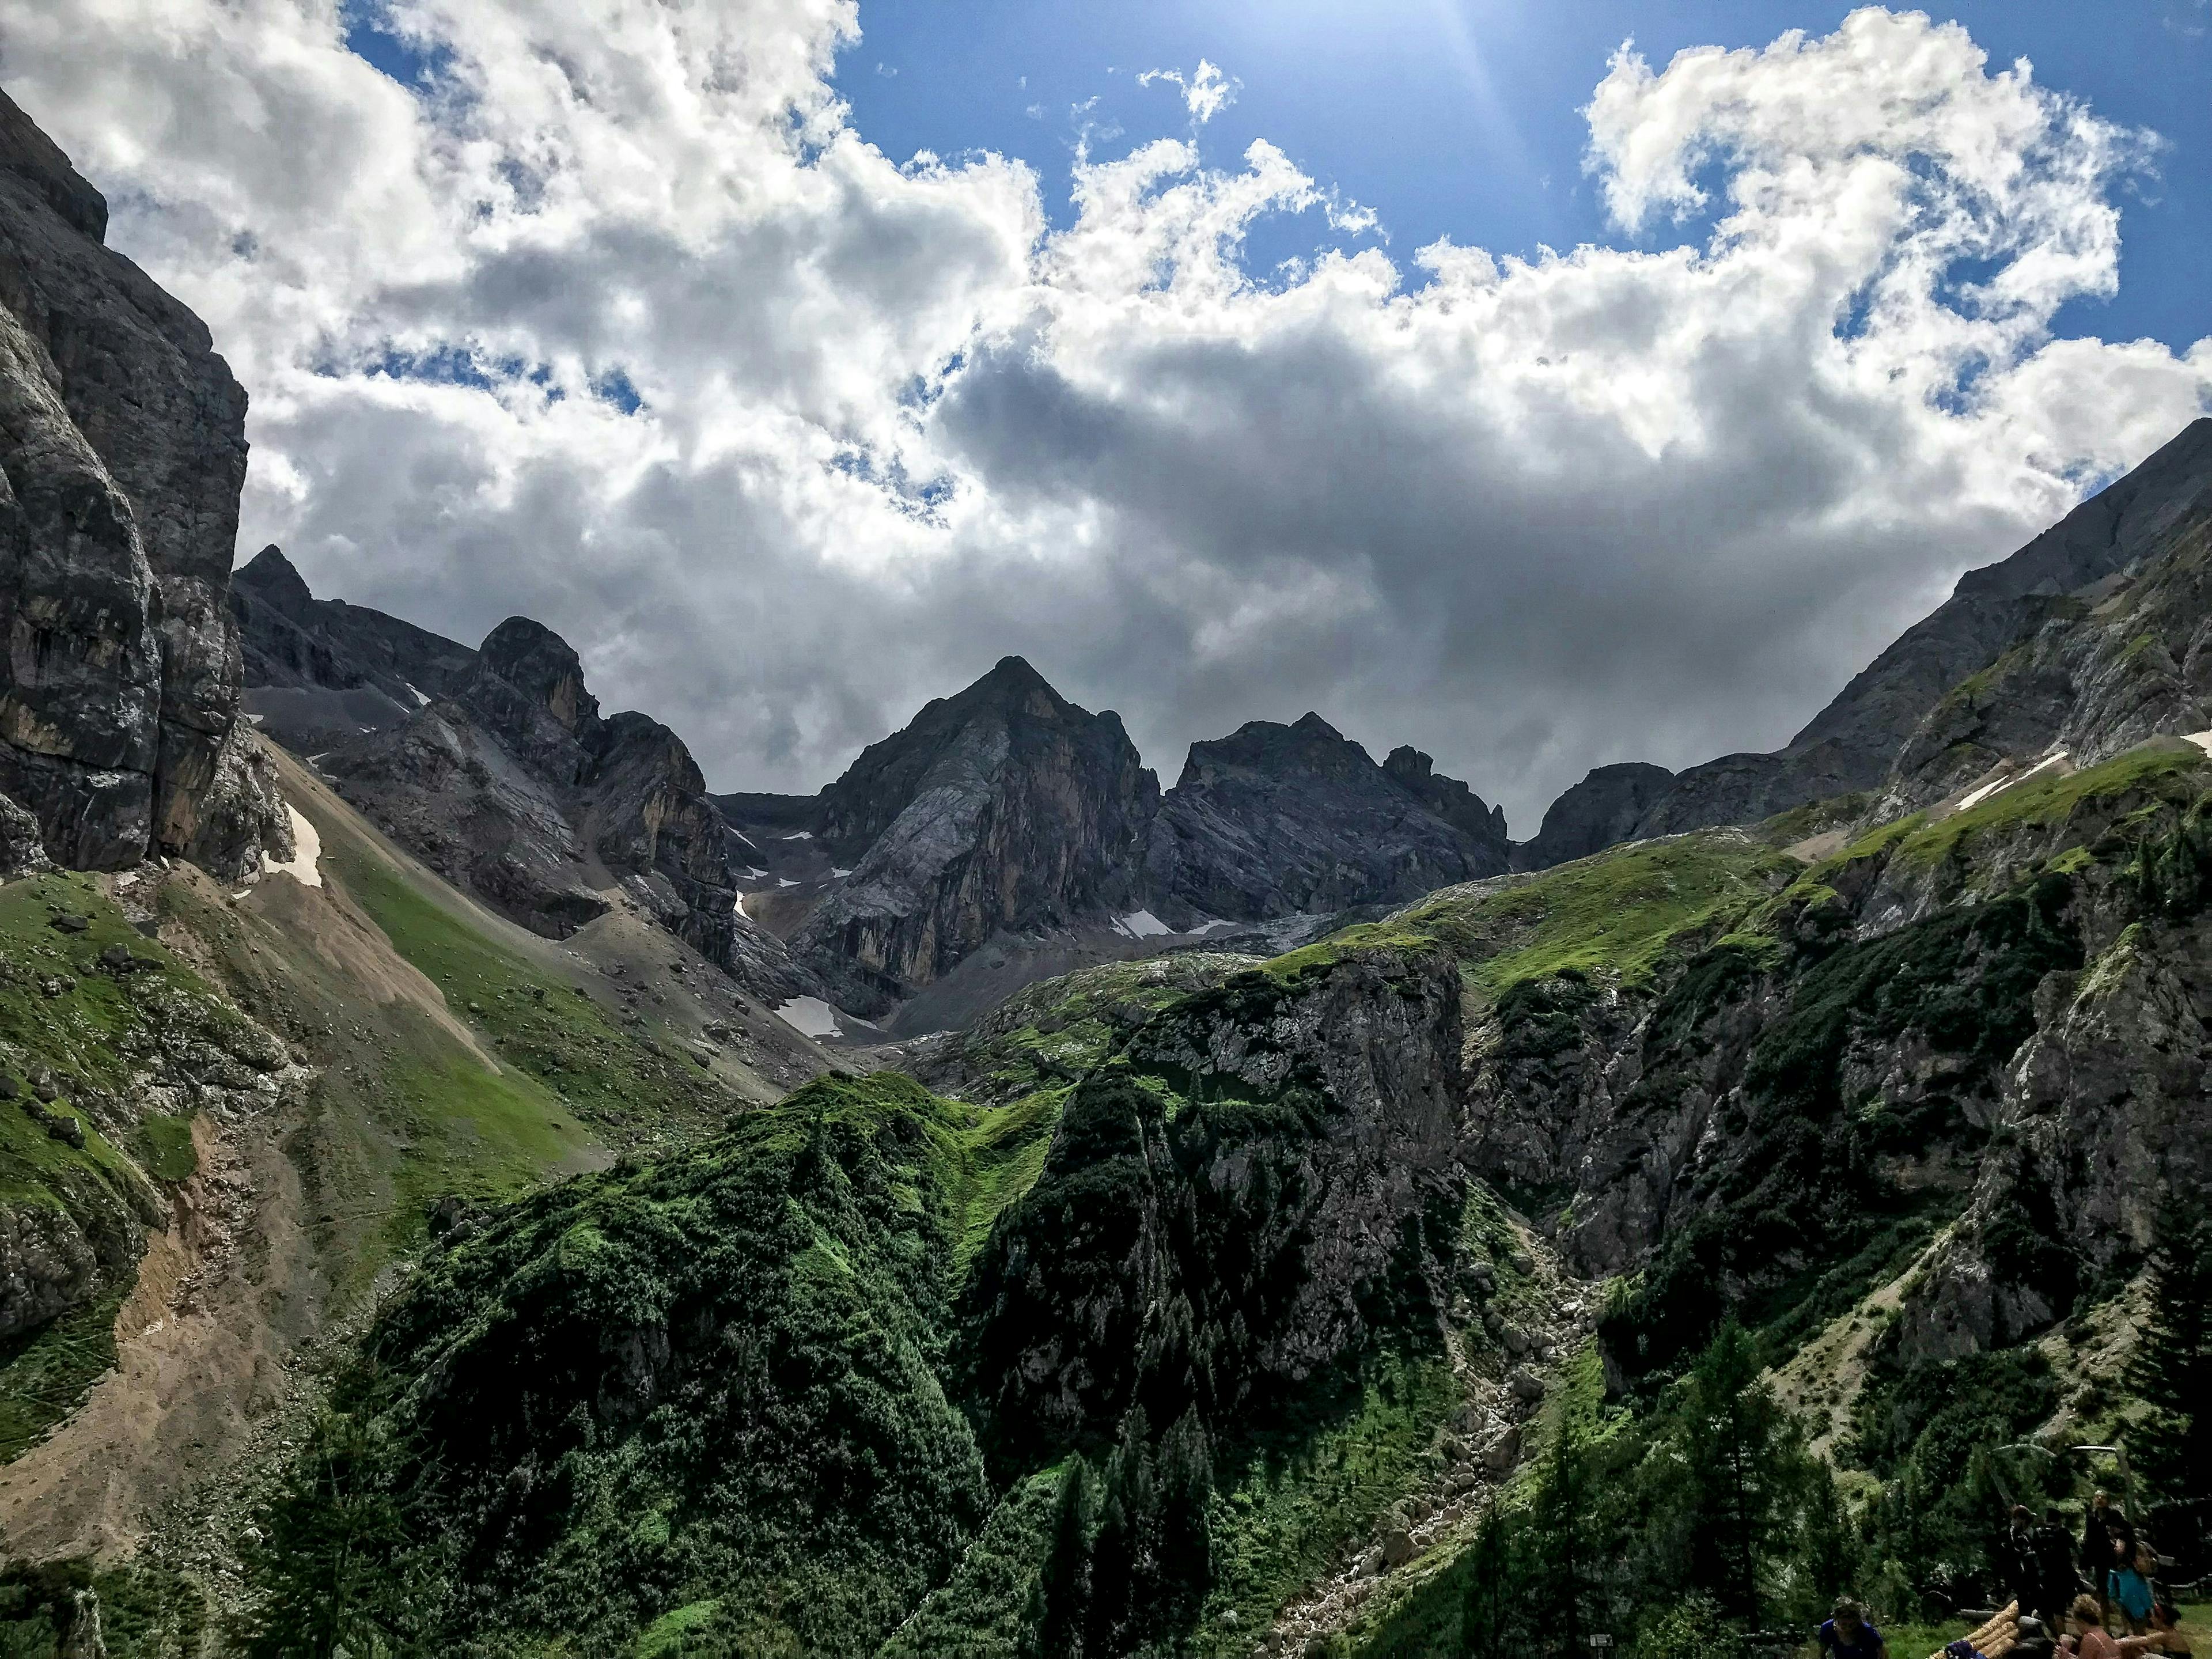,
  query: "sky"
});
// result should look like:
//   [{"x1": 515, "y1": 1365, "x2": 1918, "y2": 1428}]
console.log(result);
[{"x1": 5, "y1": 1, "x2": 2210, "y2": 832}]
